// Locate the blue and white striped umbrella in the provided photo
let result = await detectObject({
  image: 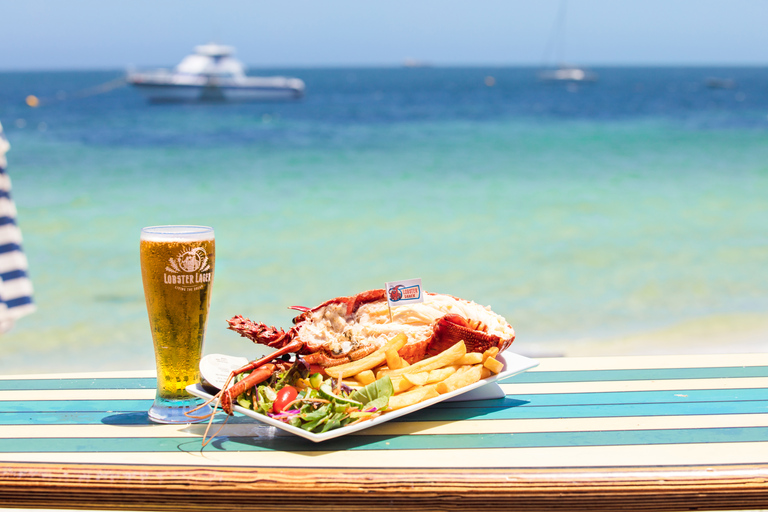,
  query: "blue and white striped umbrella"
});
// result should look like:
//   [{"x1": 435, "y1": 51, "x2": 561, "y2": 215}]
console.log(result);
[{"x1": 0, "y1": 121, "x2": 34, "y2": 331}]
